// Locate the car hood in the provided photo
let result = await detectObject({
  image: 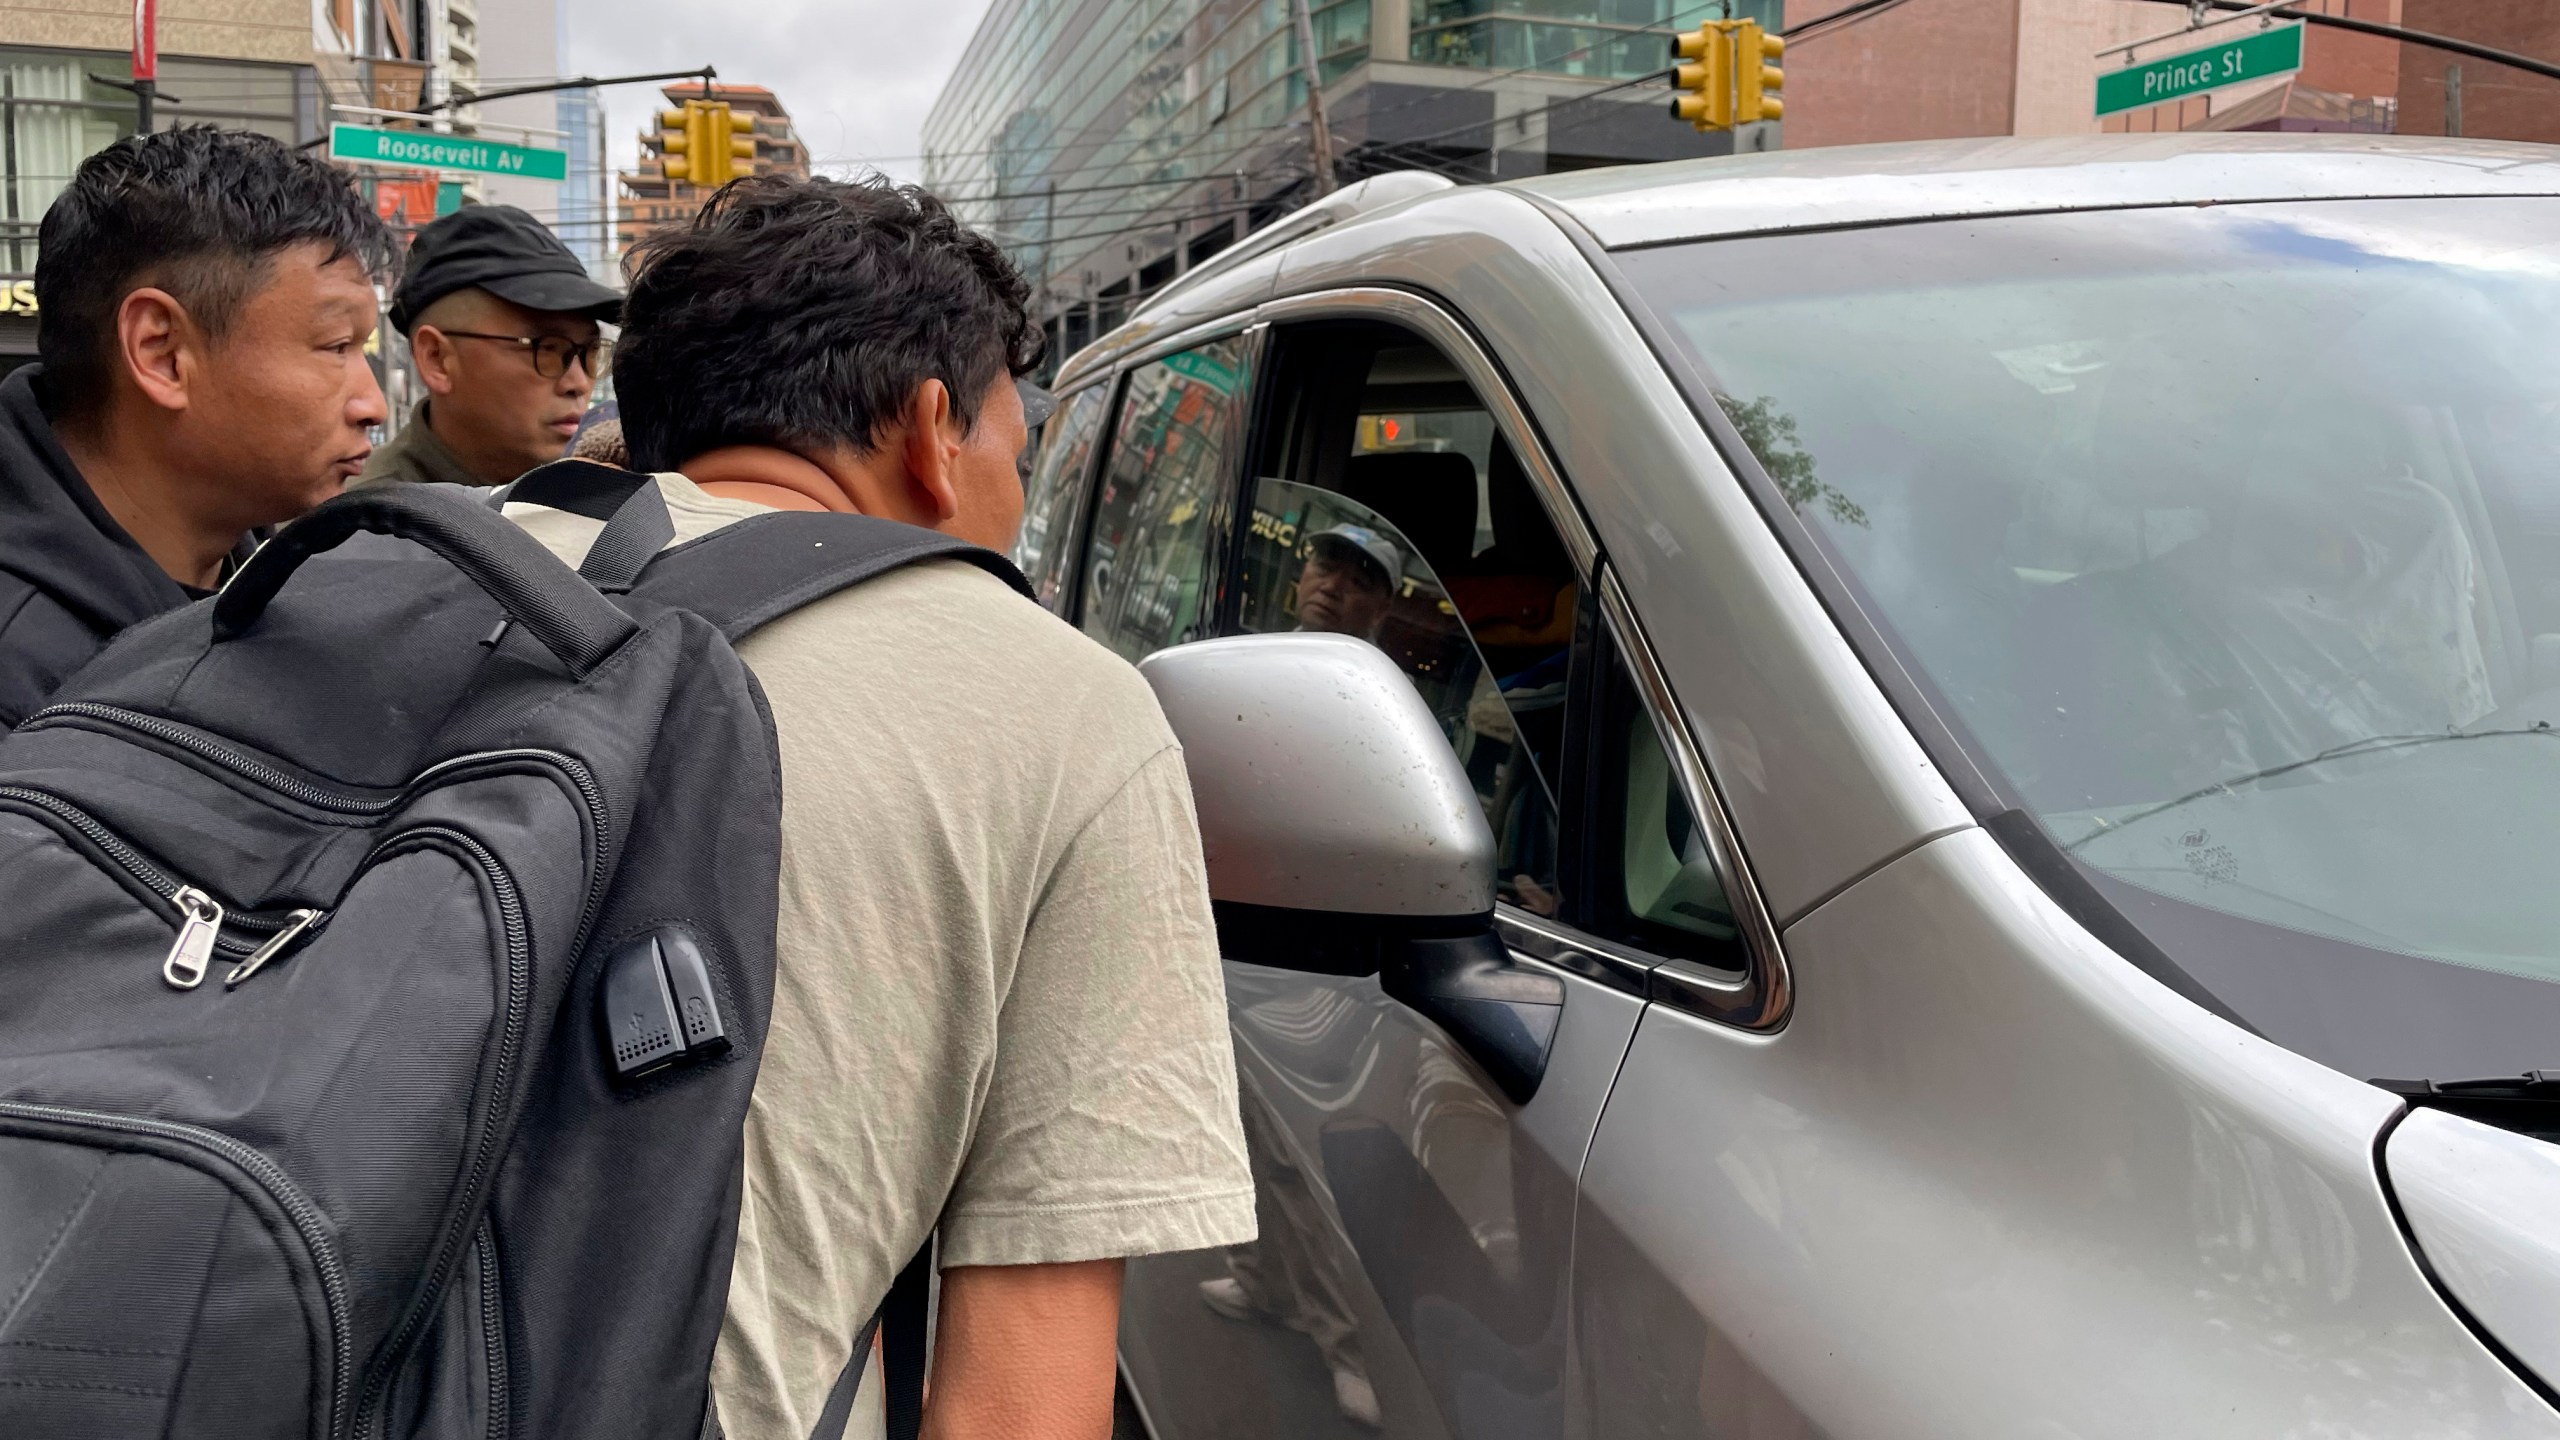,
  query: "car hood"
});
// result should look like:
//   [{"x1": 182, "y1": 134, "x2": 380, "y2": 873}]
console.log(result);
[{"x1": 2386, "y1": 1106, "x2": 2560, "y2": 1393}]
